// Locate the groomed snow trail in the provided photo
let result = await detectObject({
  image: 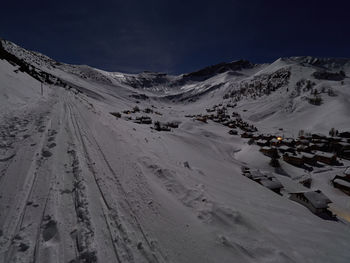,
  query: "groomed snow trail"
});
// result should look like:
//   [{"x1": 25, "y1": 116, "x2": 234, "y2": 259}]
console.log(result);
[{"x1": 0, "y1": 89, "x2": 168, "y2": 263}]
